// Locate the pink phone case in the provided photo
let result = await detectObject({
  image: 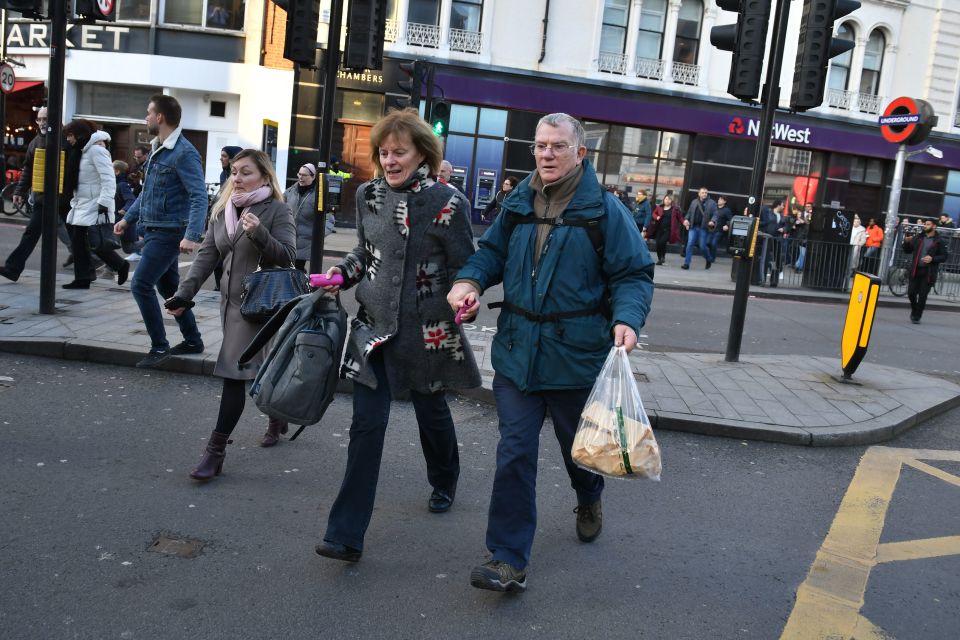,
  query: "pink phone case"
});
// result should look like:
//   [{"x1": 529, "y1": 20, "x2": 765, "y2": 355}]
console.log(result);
[{"x1": 309, "y1": 273, "x2": 344, "y2": 287}]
